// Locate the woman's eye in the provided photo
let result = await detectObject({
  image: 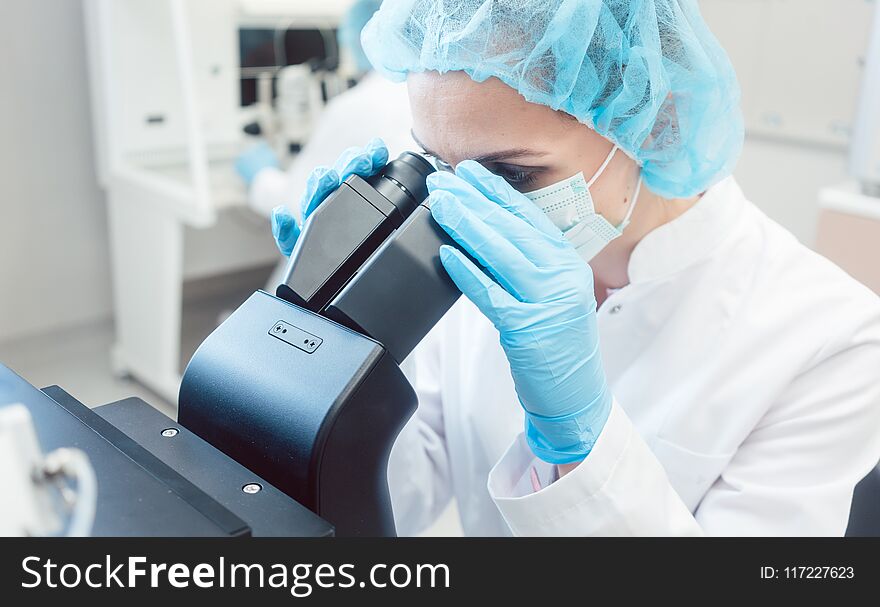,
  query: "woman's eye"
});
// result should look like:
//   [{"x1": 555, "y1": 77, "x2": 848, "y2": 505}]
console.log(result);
[
  {"x1": 494, "y1": 166, "x2": 539, "y2": 187},
  {"x1": 424, "y1": 154, "x2": 539, "y2": 188}
]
